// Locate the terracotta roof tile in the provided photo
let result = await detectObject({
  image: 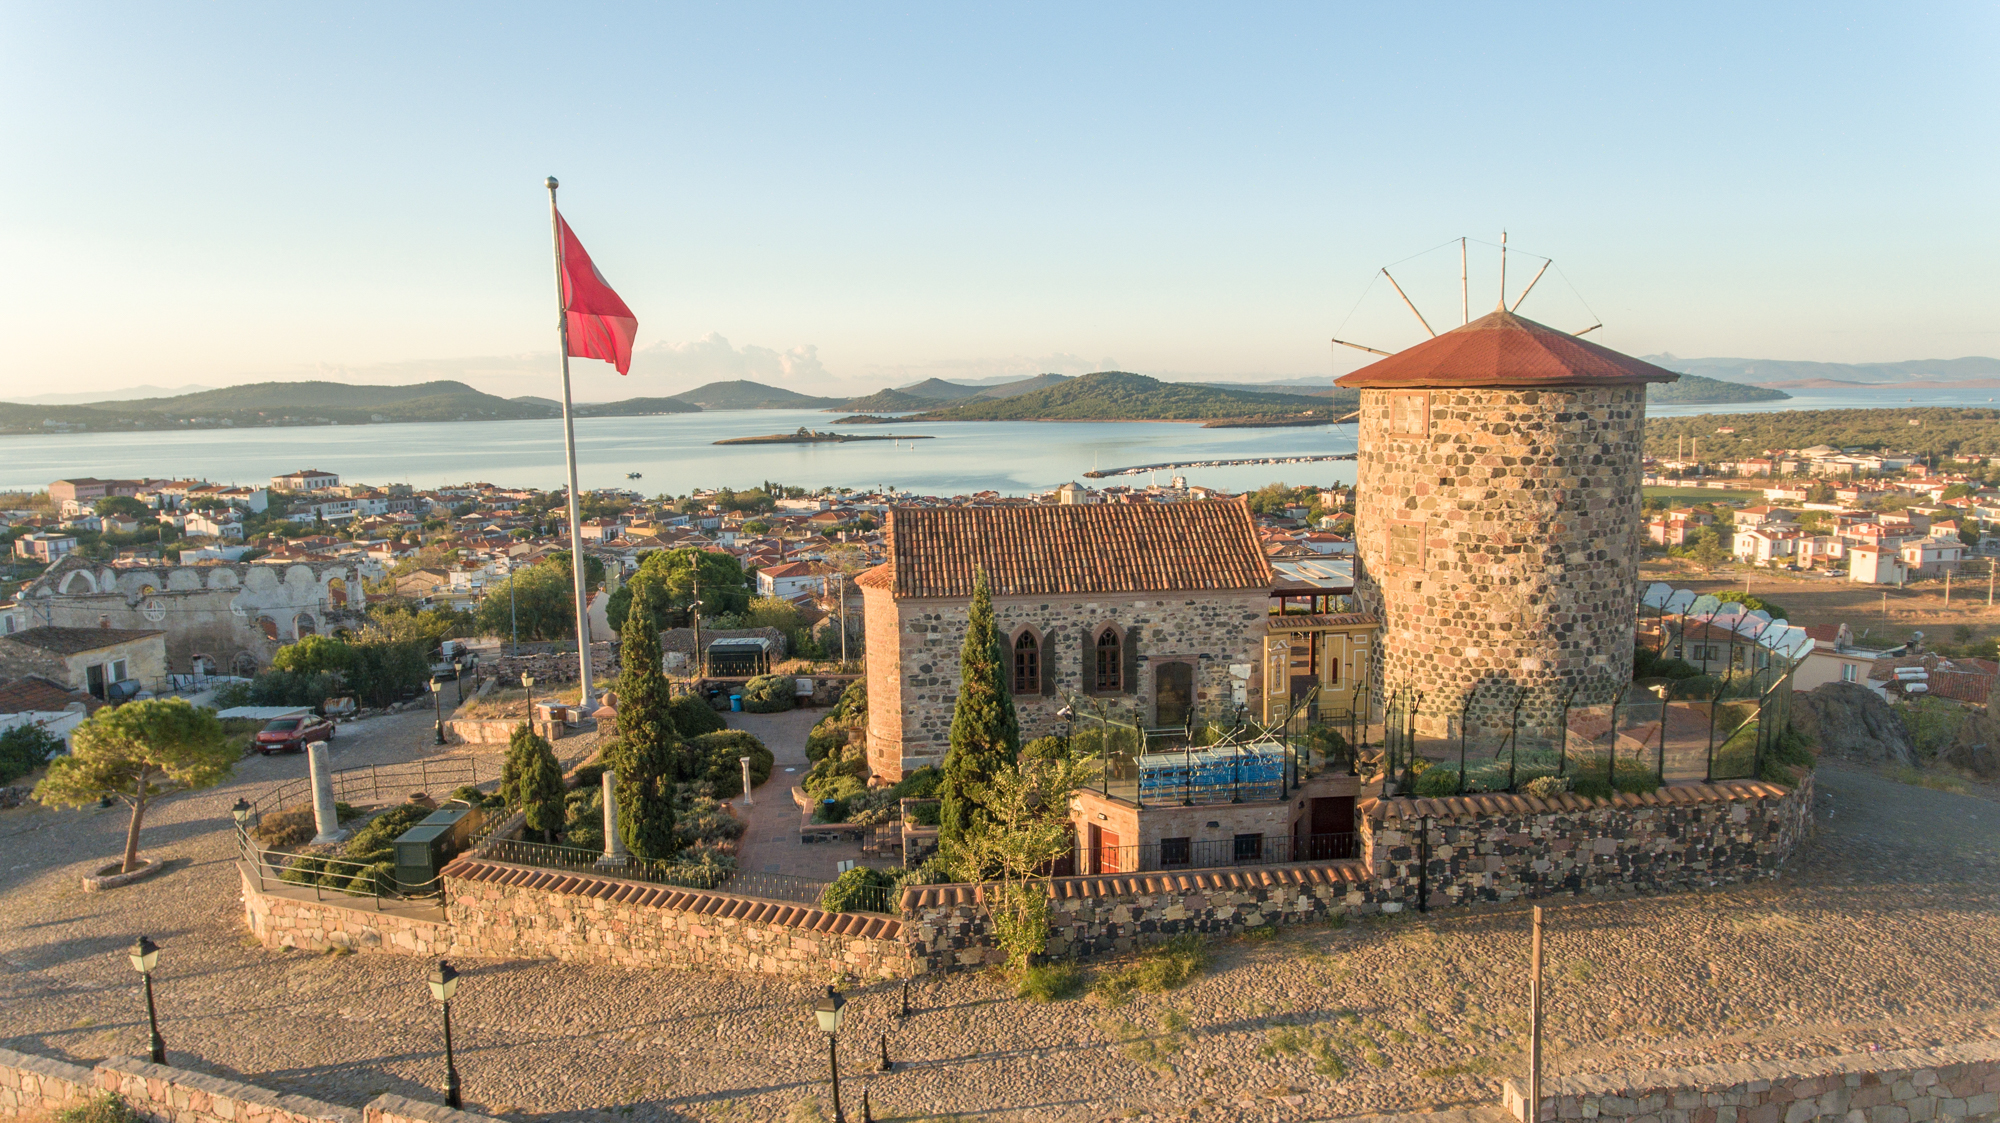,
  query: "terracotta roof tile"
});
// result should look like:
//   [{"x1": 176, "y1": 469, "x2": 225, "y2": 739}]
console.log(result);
[
  {"x1": 883, "y1": 498, "x2": 1273, "y2": 598},
  {"x1": 1335, "y1": 309, "x2": 1680, "y2": 390},
  {"x1": 0, "y1": 675, "x2": 103, "y2": 715}
]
